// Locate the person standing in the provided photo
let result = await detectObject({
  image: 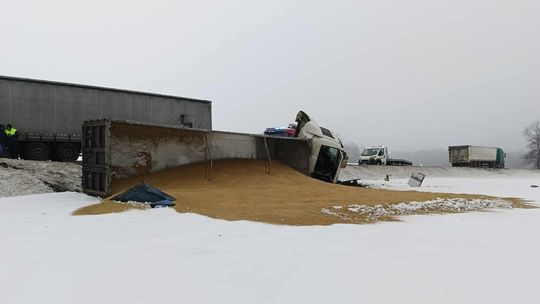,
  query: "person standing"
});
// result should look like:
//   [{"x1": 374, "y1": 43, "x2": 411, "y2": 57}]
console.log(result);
[{"x1": 5, "y1": 124, "x2": 19, "y2": 159}]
